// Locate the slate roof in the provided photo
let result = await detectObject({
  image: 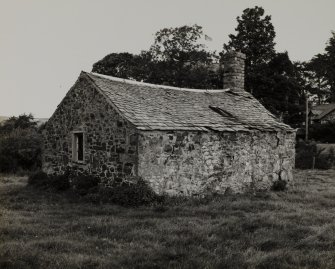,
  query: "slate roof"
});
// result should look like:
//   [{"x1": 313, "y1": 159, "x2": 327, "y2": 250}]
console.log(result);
[
  {"x1": 310, "y1": 103, "x2": 335, "y2": 120},
  {"x1": 84, "y1": 71, "x2": 293, "y2": 132}
]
